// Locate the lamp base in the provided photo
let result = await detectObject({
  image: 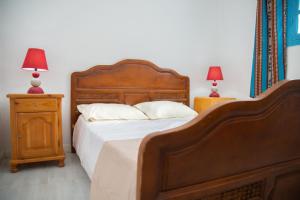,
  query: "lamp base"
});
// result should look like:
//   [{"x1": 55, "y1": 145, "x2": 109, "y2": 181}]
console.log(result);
[
  {"x1": 209, "y1": 81, "x2": 220, "y2": 97},
  {"x1": 209, "y1": 91, "x2": 220, "y2": 97},
  {"x1": 27, "y1": 71, "x2": 44, "y2": 94},
  {"x1": 27, "y1": 87, "x2": 44, "y2": 94}
]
